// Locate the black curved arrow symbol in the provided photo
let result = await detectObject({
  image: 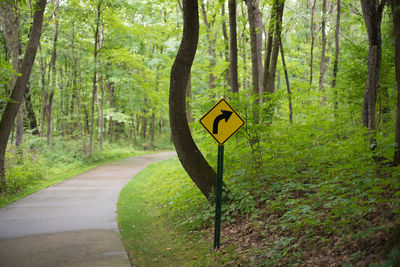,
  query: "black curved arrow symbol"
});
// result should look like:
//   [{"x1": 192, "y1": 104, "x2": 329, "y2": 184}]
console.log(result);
[{"x1": 213, "y1": 110, "x2": 233, "y2": 134}]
